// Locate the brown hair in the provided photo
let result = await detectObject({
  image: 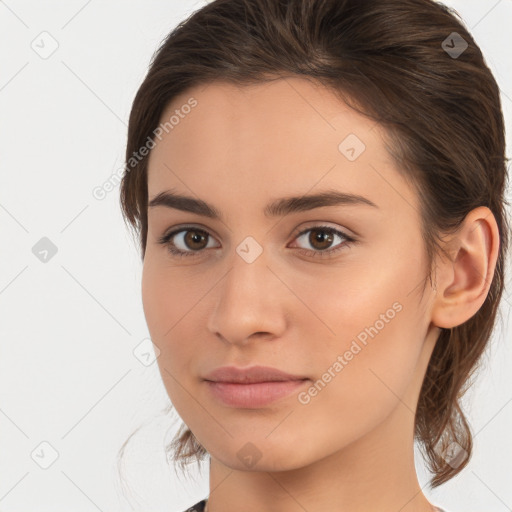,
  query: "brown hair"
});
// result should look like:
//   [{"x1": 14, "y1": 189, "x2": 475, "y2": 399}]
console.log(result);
[{"x1": 118, "y1": 0, "x2": 511, "y2": 488}]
